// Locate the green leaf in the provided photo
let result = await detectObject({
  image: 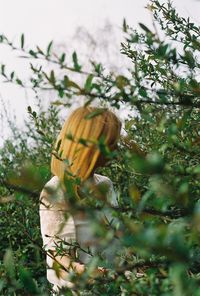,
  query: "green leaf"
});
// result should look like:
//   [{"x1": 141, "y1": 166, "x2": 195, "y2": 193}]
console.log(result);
[
  {"x1": 32, "y1": 111, "x2": 37, "y2": 118},
  {"x1": 10, "y1": 71, "x2": 14, "y2": 80},
  {"x1": 60, "y1": 53, "x2": 66, "y2": 63},
  {"x1": 146, "y1": 152, "x2": 165, "y2": 173},
  {"x1": 47, "y1": 40, "x2": 53, "y2": 56},
  {"x1": 36, "y1": 46, "x2": 44, "y2": 55},
  {"x1": 21, "y1": 34, "x2": 24, "y2": 49},
  {"x1": 78, "y1": 138, "x2": 89, "y2": 146},
  {"x1": 91, "y1": 61, "x2": 102, "y2": 74},
  {"x1": 157, "y1": 44, "x2": 168, "y2": 57},
  {"x1": 3, "y1": 249, "x2": 16, "y2": 279},
  {"x1": 193, "y1": 166, "x2": 200, "y2": 174},
  {"x1": 72, "y1": 51, "x2": 82, "y2": 71},
  {"x1": 29, "y1": 50, "x2": 37, "y2": 58},
  {"x1": 123, "y1": 18, "x2": 128, "y2": 32},
  {"x1": 27, "y1": 105, "x2": 32, "y2": 113},
  {"x1": 139, "y1": 87, "x2": 147, "y2": 97},
  {"x1": 0, "y1": 280, "x2": 4, "y2": 292},
  {"x1": 19, "y1": 267, "x2": 38, "y2": 294},
  {"x1": 55, "y1": 139, "x2": 62, "y2": 152},
  {"x1": 116, "y1": 75, "x2": 129, "y2": 89},
  {"x1": 84, "y1": 74, "x2": 94, "y2": 92},
  {"x1": 16, "y1": 78, "x2": 23, "y2": 85},
  {"x1": 84, "y1": 108, "x2": 106, "y2": 119},
  {"x1": 51, "y1": 100, "x2": 63, "y2": 106},
  {"x1": 49, "y1": 70, "x2": 55, "y2": 84},
  {"x1": 58, "y1": 88, "x2": 64, "y2": 98},
  {"x1": 170, "y1": 264, "x2": 192, "y2": 296},
  {"x1": 184, "y1": 51, "x2": 195, "y2": 68},
  {"x1": 1, "y1": 64, "x2": 6, "y2": 77},
  {"x1": 66, "y1": 132, "x2": 74, "y2": 141},
  {"x1": 63, "y1": 174, "x2": 77, "y2": 201},
  {"x1": 139, "y1": 23, "x2": 152, "y2": 34},
  {"x1": 97, "y1": 135, "x2": 111, "y2": 157},
  {"x1": 63, "y1": 75, "x2": 80, "y2": 89}
]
